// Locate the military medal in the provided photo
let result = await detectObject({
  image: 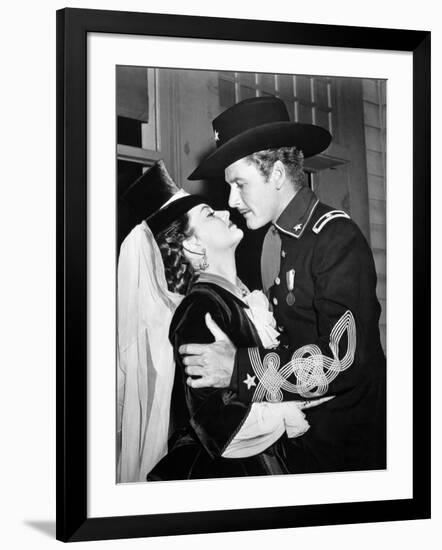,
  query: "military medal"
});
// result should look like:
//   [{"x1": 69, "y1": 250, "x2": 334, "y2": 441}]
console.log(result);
[{"x1": 286, "y1": 269, "x2": 296, "y2": 306}]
